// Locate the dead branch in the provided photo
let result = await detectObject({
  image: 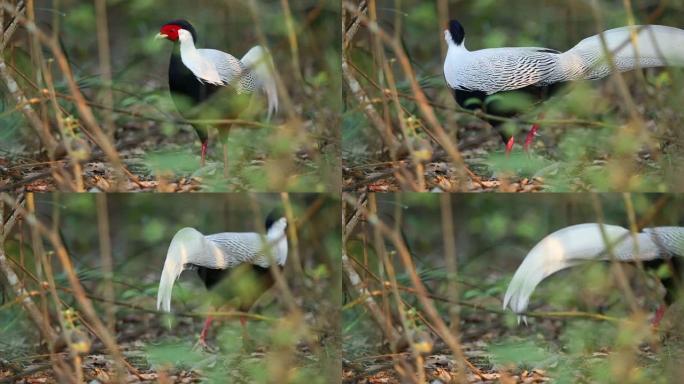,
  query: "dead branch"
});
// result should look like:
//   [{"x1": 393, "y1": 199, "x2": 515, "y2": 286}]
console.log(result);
[
  {"x1": 0, "y1": 194, "x2": 57, "y2": 343},
  {"x1": 0, "y1": 193, "x2": 132, "y2": 379},
  {"x1": 0, "y1": 1, "x2": 58, "y2": 153},
  {"x1": 342, "y1": 1, "x2": 467, "y2": 183},
  {"x1": 342, "y1": 194, "x2": 401, "y2": 346},
  {"x1": 0, "y1": 2, "x2": 124, "y2": 176},
  {"x1": 345, "y1": 194, "x2": 485, "y2": 379}
]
